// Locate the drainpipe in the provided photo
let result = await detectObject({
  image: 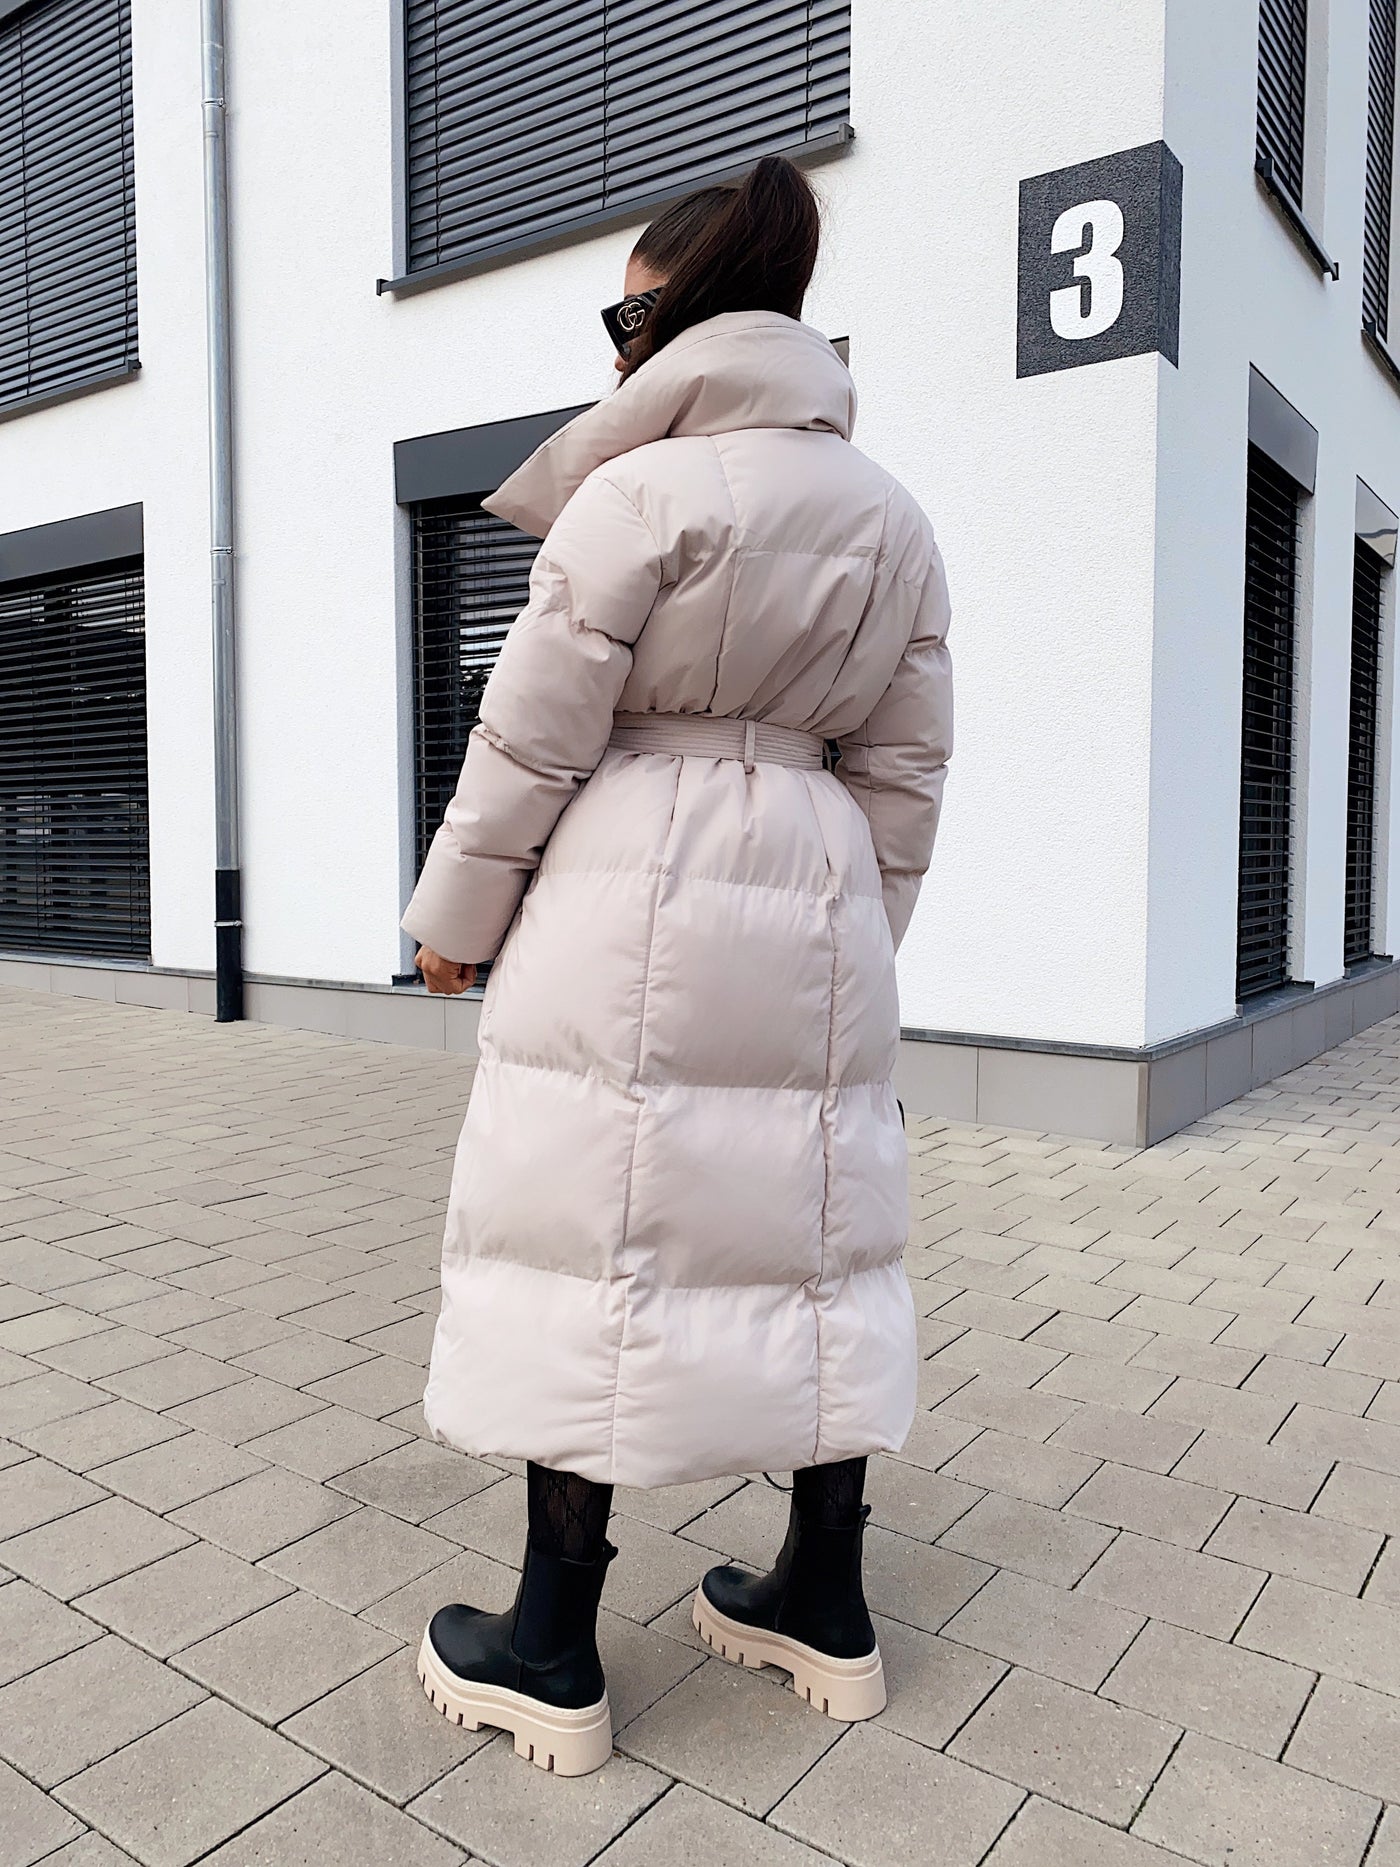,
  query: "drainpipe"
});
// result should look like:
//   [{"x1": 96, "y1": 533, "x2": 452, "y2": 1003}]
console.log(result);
[{"x1": 201, "y1": 0, "x2": 242, "y2": 1021}]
